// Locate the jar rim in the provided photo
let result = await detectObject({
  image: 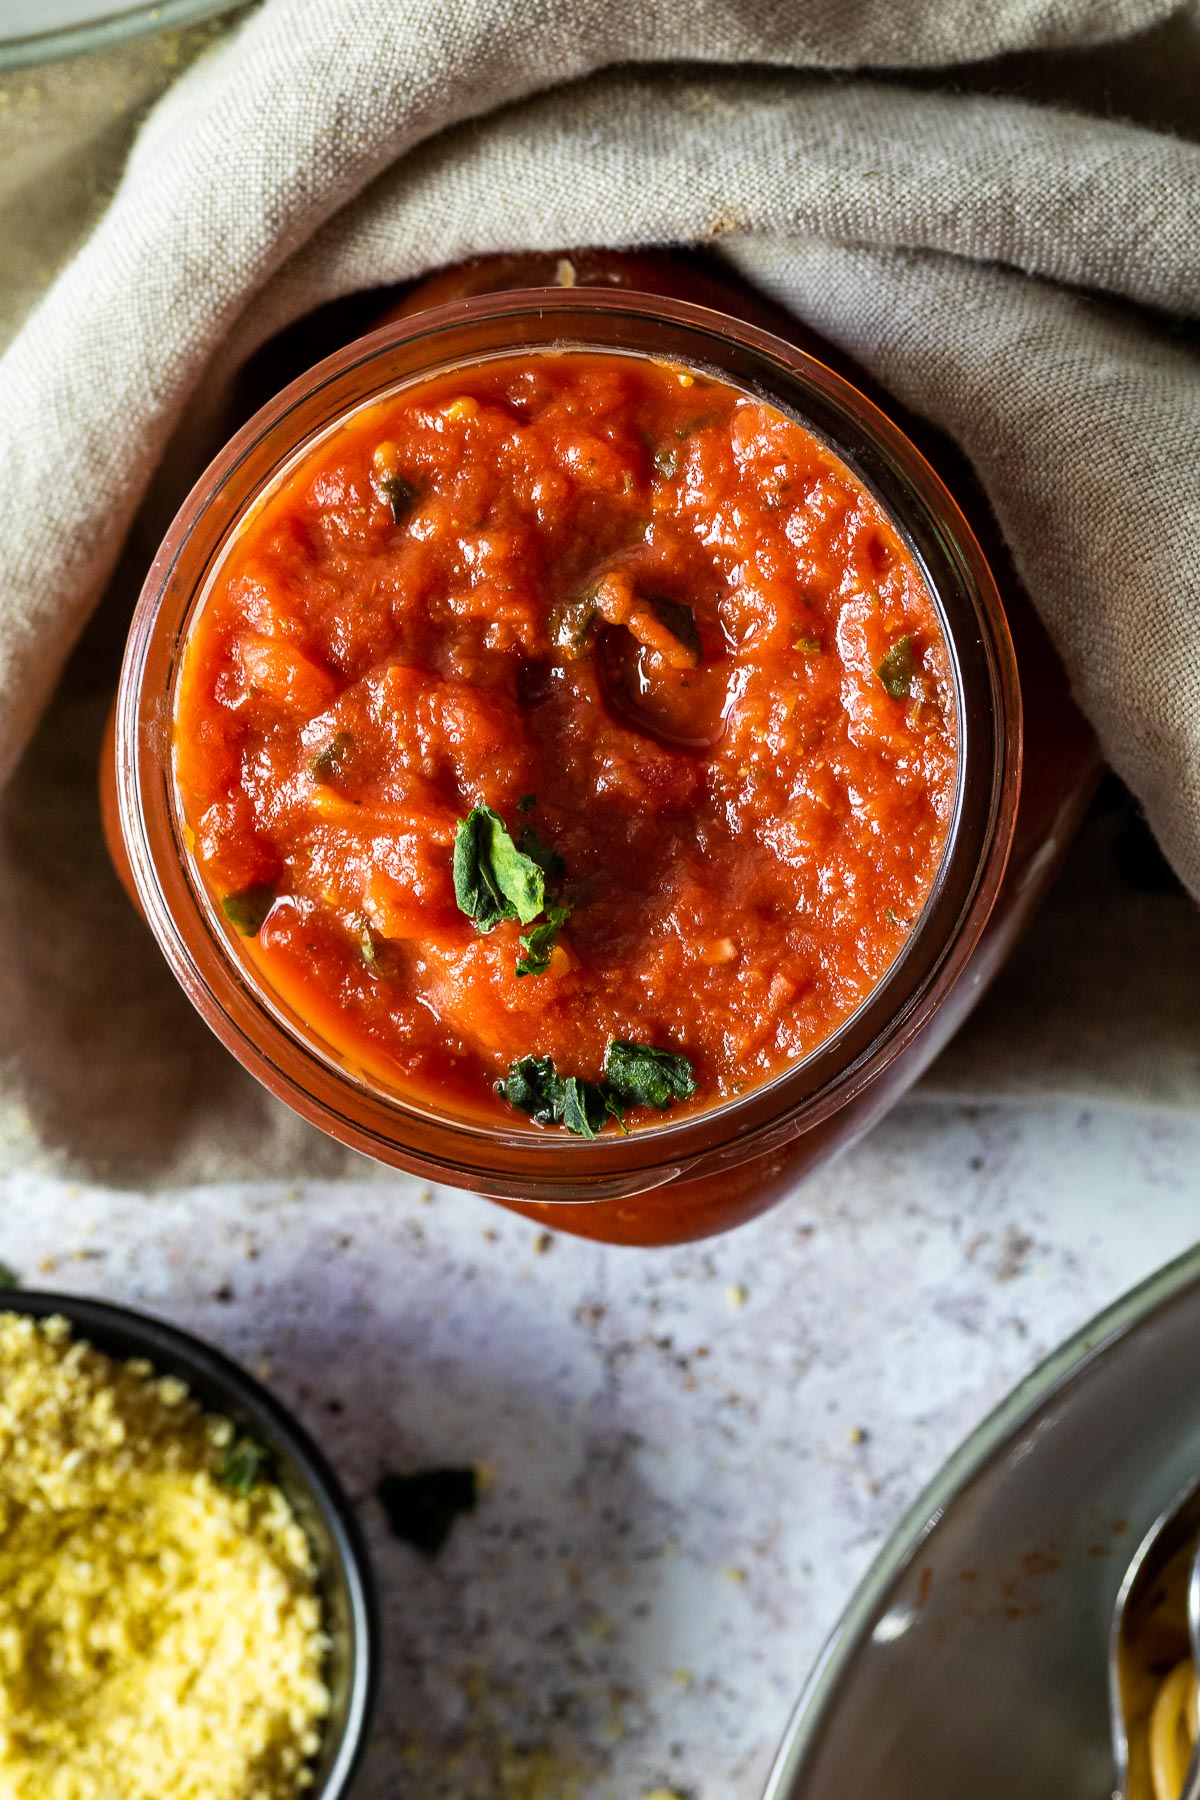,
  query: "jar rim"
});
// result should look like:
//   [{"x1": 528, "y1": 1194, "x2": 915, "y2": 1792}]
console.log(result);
[{"x1": 116, "y1": 287, "x2": 1021, "y2": 1202}]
